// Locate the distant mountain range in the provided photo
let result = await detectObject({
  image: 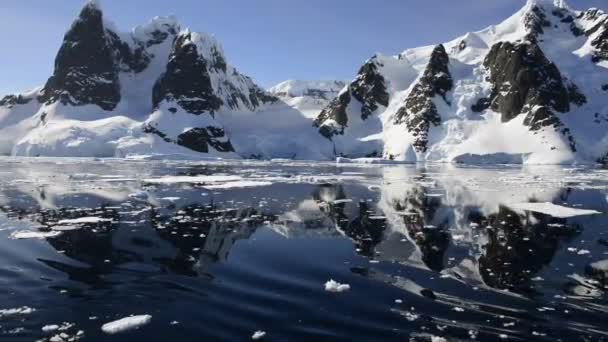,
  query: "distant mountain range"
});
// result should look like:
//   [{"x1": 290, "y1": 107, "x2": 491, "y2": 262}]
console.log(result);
[{"x1": 1, "y1": 0, "x2": 608, "y2": 164}]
